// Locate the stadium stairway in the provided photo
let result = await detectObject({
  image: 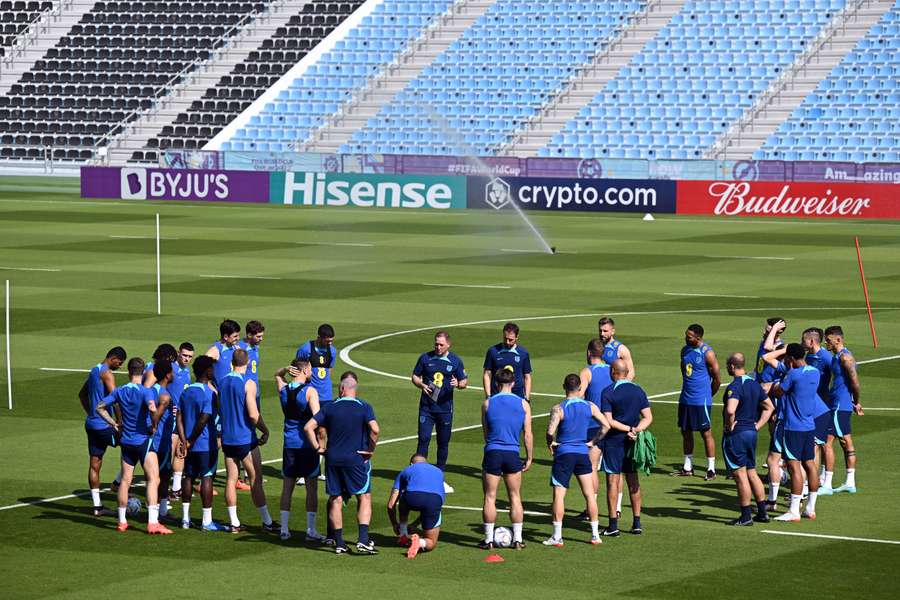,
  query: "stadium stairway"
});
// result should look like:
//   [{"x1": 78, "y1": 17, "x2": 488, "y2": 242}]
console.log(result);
[
  {"x1": 102, "y1": 0, "x2": 322, "y2": 165},
  {"x1": 0, "y1": 0, "x2": 96, "y2": 97},
  {"x1": 503, "y1": 0, "x2": 686, "y2": 158},
  {"x1": 710, "y1": 0, "x2": 896, "y2": 160},
  {"x1": 300, "y1": 0, "x2": 496, "y2": 153}
]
